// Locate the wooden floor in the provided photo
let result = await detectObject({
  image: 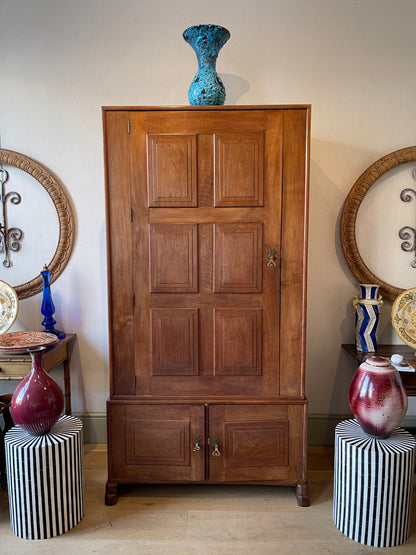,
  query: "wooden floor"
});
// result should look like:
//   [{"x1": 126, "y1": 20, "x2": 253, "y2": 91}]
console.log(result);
[{"x1": 0, "y1": 445, "x2": 415, "y2": 553}]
